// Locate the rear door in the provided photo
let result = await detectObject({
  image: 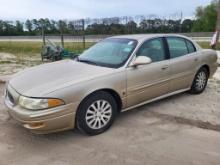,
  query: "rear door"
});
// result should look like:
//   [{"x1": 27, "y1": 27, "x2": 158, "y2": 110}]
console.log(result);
[{"x1": 166, "y1": 37, "x2": 200, "y2": 92}]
